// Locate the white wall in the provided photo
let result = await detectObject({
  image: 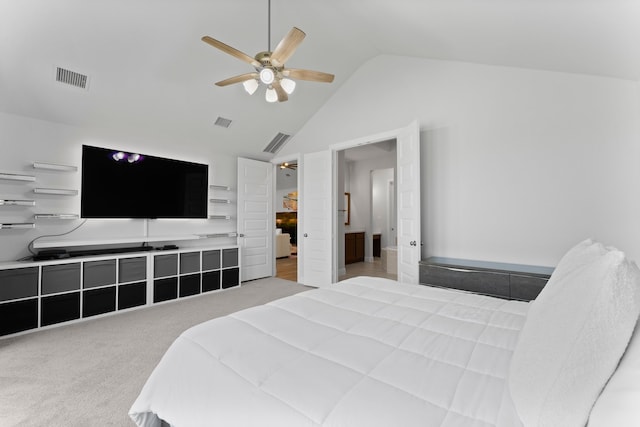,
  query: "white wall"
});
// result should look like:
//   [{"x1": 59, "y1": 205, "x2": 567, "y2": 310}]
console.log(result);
[
  {"x1": 0, "y1": 112, "x2": 237, "y2": 262},
  {"x1": 280, "y1": 55, "x2": 640, "y2": 266}
]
